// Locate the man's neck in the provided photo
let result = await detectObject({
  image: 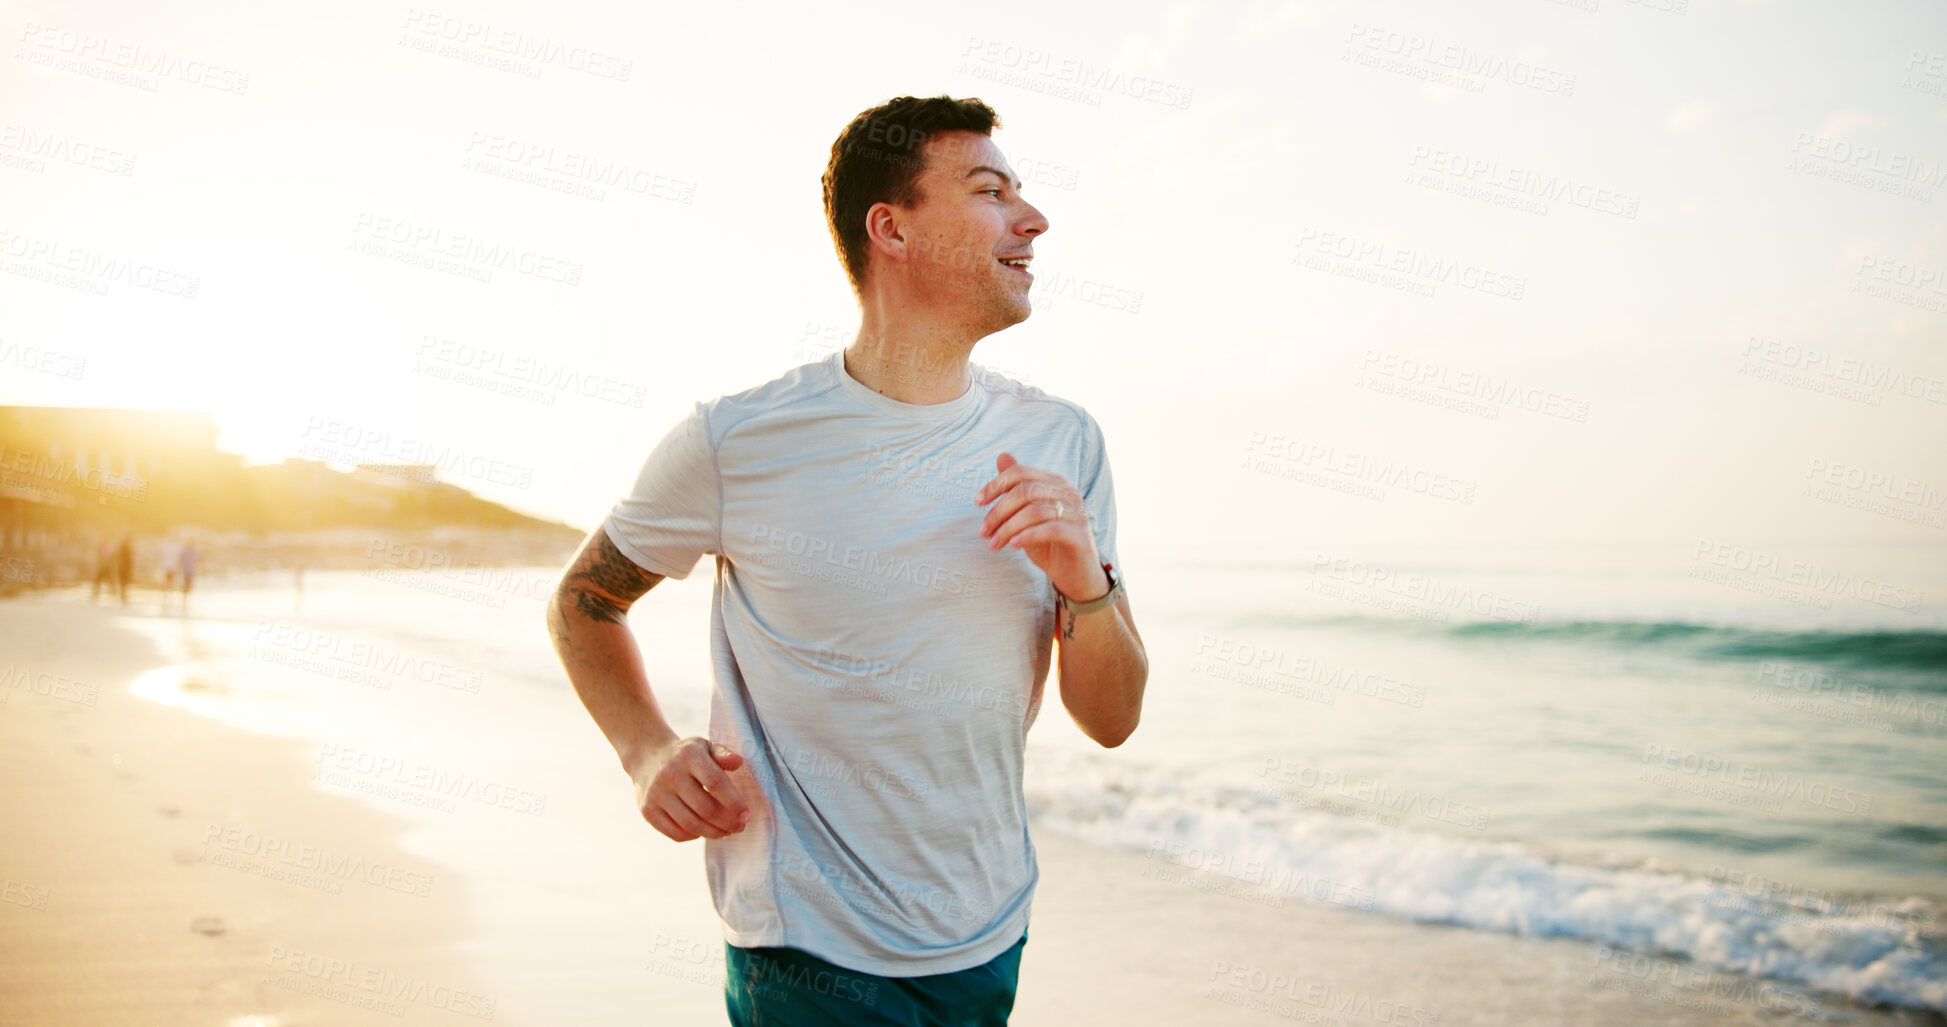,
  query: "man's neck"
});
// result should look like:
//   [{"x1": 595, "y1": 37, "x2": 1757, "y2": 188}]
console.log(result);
[{"x1": 842, "y1": 319, "x2": 976, "y2": 406}]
